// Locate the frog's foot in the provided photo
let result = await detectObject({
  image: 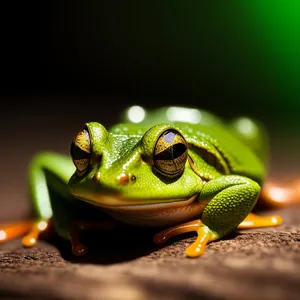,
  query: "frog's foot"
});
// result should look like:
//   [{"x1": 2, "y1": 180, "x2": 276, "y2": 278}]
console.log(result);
[
  {"x1": 70, "y1": 219, "x2": 117, "y2": 256},
  {"x1": 153, "y1": 220, "x2": 218, "y2": 257},
  {"x1": 153, "y1": 219, "x2": 202, "y2": 244},
  {"x1": 185, "y1": 226, "x2": 218, "y2": 257},
  {"x1": 0, "y1": 221, "x2": 33, "y2": 243},
  {"x1": 22, "y1": 219, "x2": 51, "y2": 247},
  {"x1": 70, "y1": 225, "x2": 88, "y2": 256},
  {"x1": 237, "y1": 213, "x2": 282, "y2": 229},
  {"x1": 260, "y1": 178, "x2": 300, "y2": 208}
]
